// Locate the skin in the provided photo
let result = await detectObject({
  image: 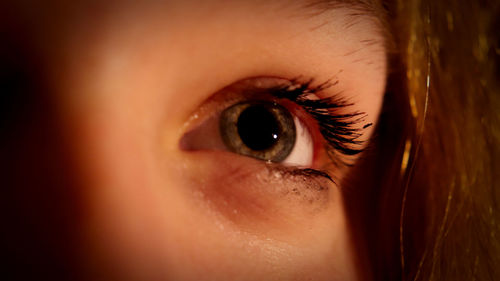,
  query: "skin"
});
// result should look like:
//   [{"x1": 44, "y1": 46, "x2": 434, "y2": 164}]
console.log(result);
[{"x1": 2, "y1": 0, "x2": 387, "y2": 280}]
